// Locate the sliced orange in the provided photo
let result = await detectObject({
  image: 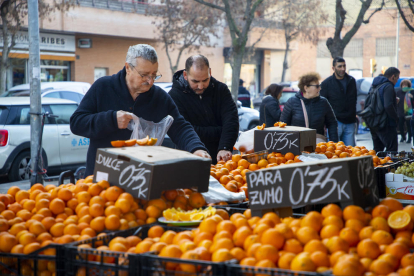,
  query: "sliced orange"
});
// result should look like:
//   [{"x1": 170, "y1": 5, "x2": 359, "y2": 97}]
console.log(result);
[
  {"x1": 388, "y1": 210, "x2": 411, "y2": 230},
  {"x1": 147, "y1": 138, "x2": 158, "y2": 146},
  {"x1": 136, "y1": 136, "x2": 149, "y2": 146},
  {"x1": 274, "y1": 122, "x2": 279, "y2": 127},
  {"x1": 124, "y1": 139, "x2": 137, "y2": 147},
  {"x1": 257, "y1": 124, "x2": 265, "y2": 130},
  {"x1": 111, "y1": 140, "x2": 125, "y2": 147}
]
